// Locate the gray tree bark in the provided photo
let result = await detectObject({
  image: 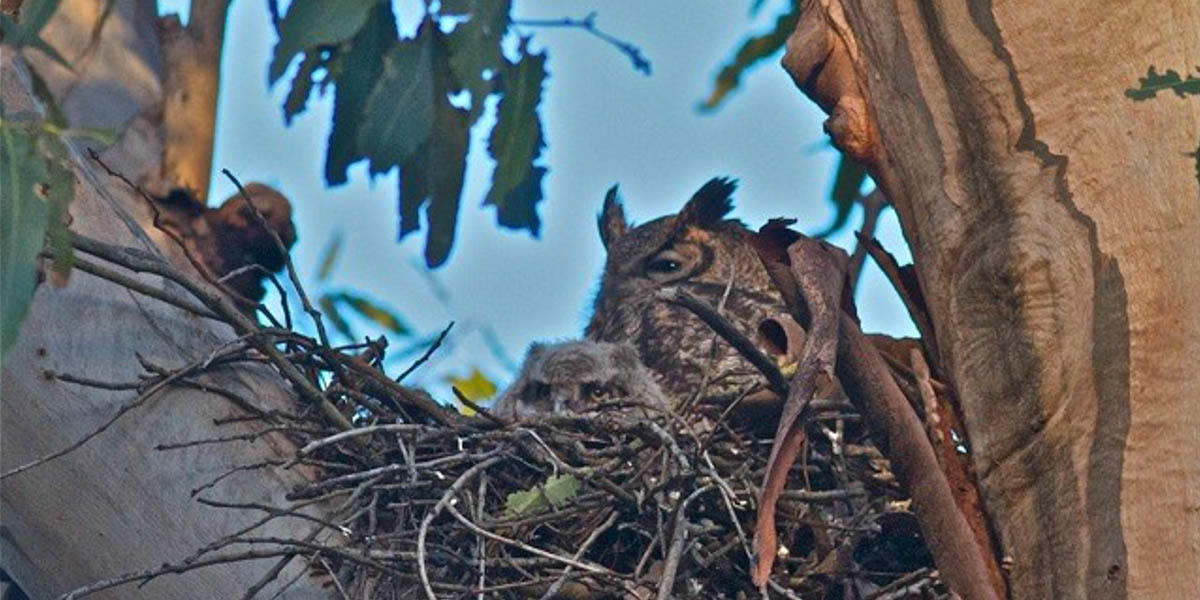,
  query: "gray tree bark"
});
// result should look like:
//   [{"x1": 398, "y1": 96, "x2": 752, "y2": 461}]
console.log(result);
[{"x1": 1, "y1": 2, "x2": 329, "y2": 598}]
